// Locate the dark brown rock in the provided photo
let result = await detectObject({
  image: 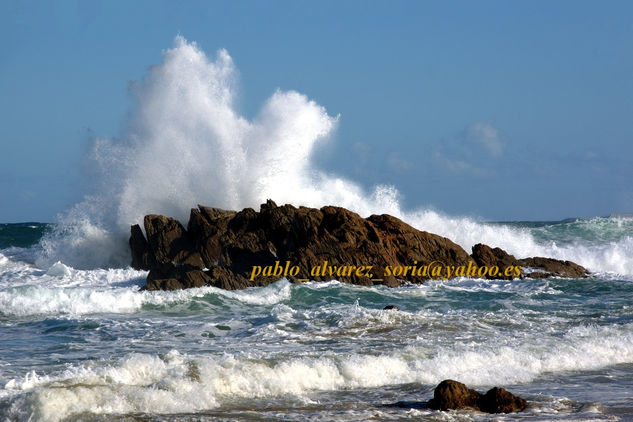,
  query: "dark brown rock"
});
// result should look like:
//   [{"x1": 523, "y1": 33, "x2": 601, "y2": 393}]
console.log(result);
[
  {"x1": 471, "y1": 243, "x2": 517, "y2": 280},
  {"x1": 428, "y1": 380, "x2": 527, "y2": 414},
  {"x1": 517, "y1": 256, "x2": 588, "y2": 279},
  {"x1": 130, "y1": 201, "x2": 589, "y2": 290},
  {"x1": 429, "y1": 379, "x2": 482, "y2": 411},
  {"x1": 129, "y1": 224, "x2": 154, "y2": 270},
  {"x1": 471, "y1": 243, "x2": 589, "y2": 279},
  {"x1": 143, "y1": 215, "x2": 204, "y2": 268},
  {"x1": 479, "y1": 386, "x2": 528, "y2": 413},
  {"x1": 205, "y1": 266, "x2": 256, "y2": 290},
  {"x1": 383, "y1": 305, "x2": 400, "y2": 311},
  {"x1": 144, "y1": 264, "x2": 211, "y2": 291}
]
